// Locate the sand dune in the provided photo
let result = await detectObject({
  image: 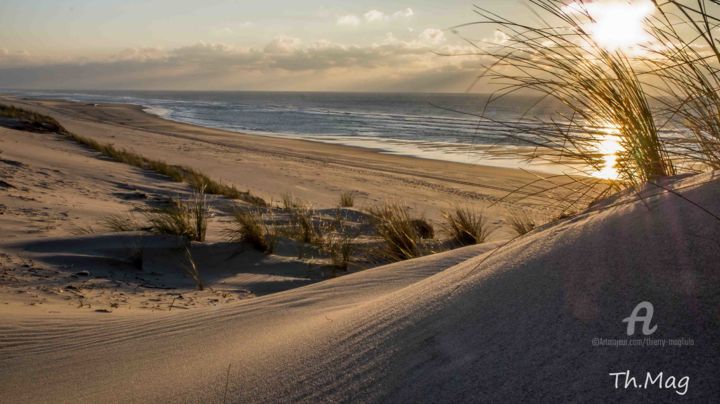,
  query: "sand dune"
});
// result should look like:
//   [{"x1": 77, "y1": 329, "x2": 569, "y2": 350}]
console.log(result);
[{"x1": 2, "y1": 170, "x2": 718, "y2": 402}]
